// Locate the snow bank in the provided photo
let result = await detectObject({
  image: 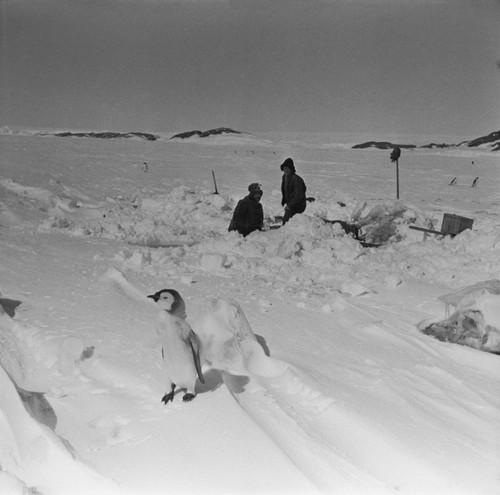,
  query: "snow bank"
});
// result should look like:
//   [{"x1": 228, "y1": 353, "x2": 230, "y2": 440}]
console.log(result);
[
  {"x1": 0, "y1": 303, "x2": 124, "y2": 494},
  {"x1": 418, "y1": 280, "x2": 500, "y2": 353},
  {"x1": 195, "y1": 298, "x2": 286, "y2": 377},
  {"x1": 0, "y1": 363, "x2": 121, "y2": 495},
  {"x1": 1, "y1": 134, "x2": 500, "y2": 494},
  {"x1": 4, "y1": 172, "x2": 499, "y2": 299}
]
